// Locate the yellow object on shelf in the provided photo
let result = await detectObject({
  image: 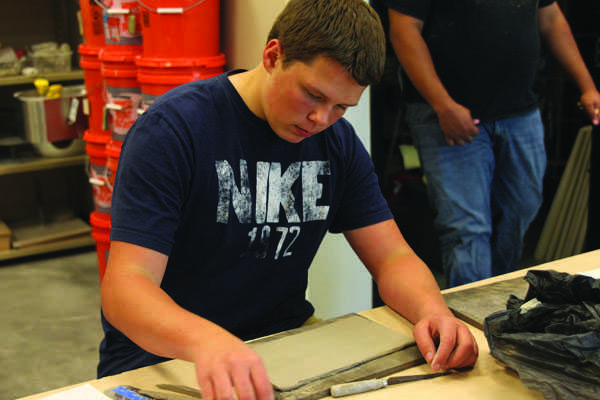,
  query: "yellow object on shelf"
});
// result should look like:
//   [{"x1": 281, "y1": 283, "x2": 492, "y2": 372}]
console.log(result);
[
  {"x1": 46, "y1": 84, "x2": 63, "y2": 98},
  {"x1": 33, "y1": 78, "x2": 49, "y2": 95},
  {"x1": 33, "y1": 79, "x2": 63, "y2": 98}
]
